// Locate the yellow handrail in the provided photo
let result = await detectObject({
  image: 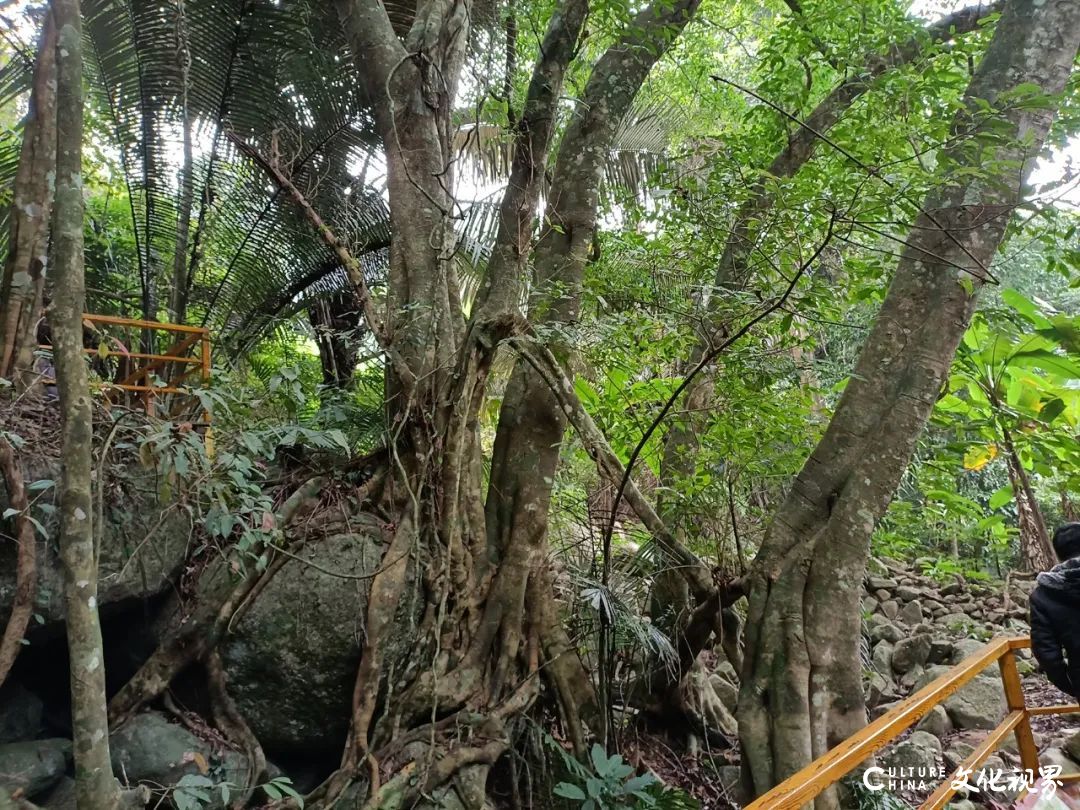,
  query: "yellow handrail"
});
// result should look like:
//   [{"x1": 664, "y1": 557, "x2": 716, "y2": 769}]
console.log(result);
[
  {"x1": 39, "y1": 314, "x2": 212, "y2": 420},
  {"x1": 746, "y1": 636, "x2": 1080, "y2": 809}
]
